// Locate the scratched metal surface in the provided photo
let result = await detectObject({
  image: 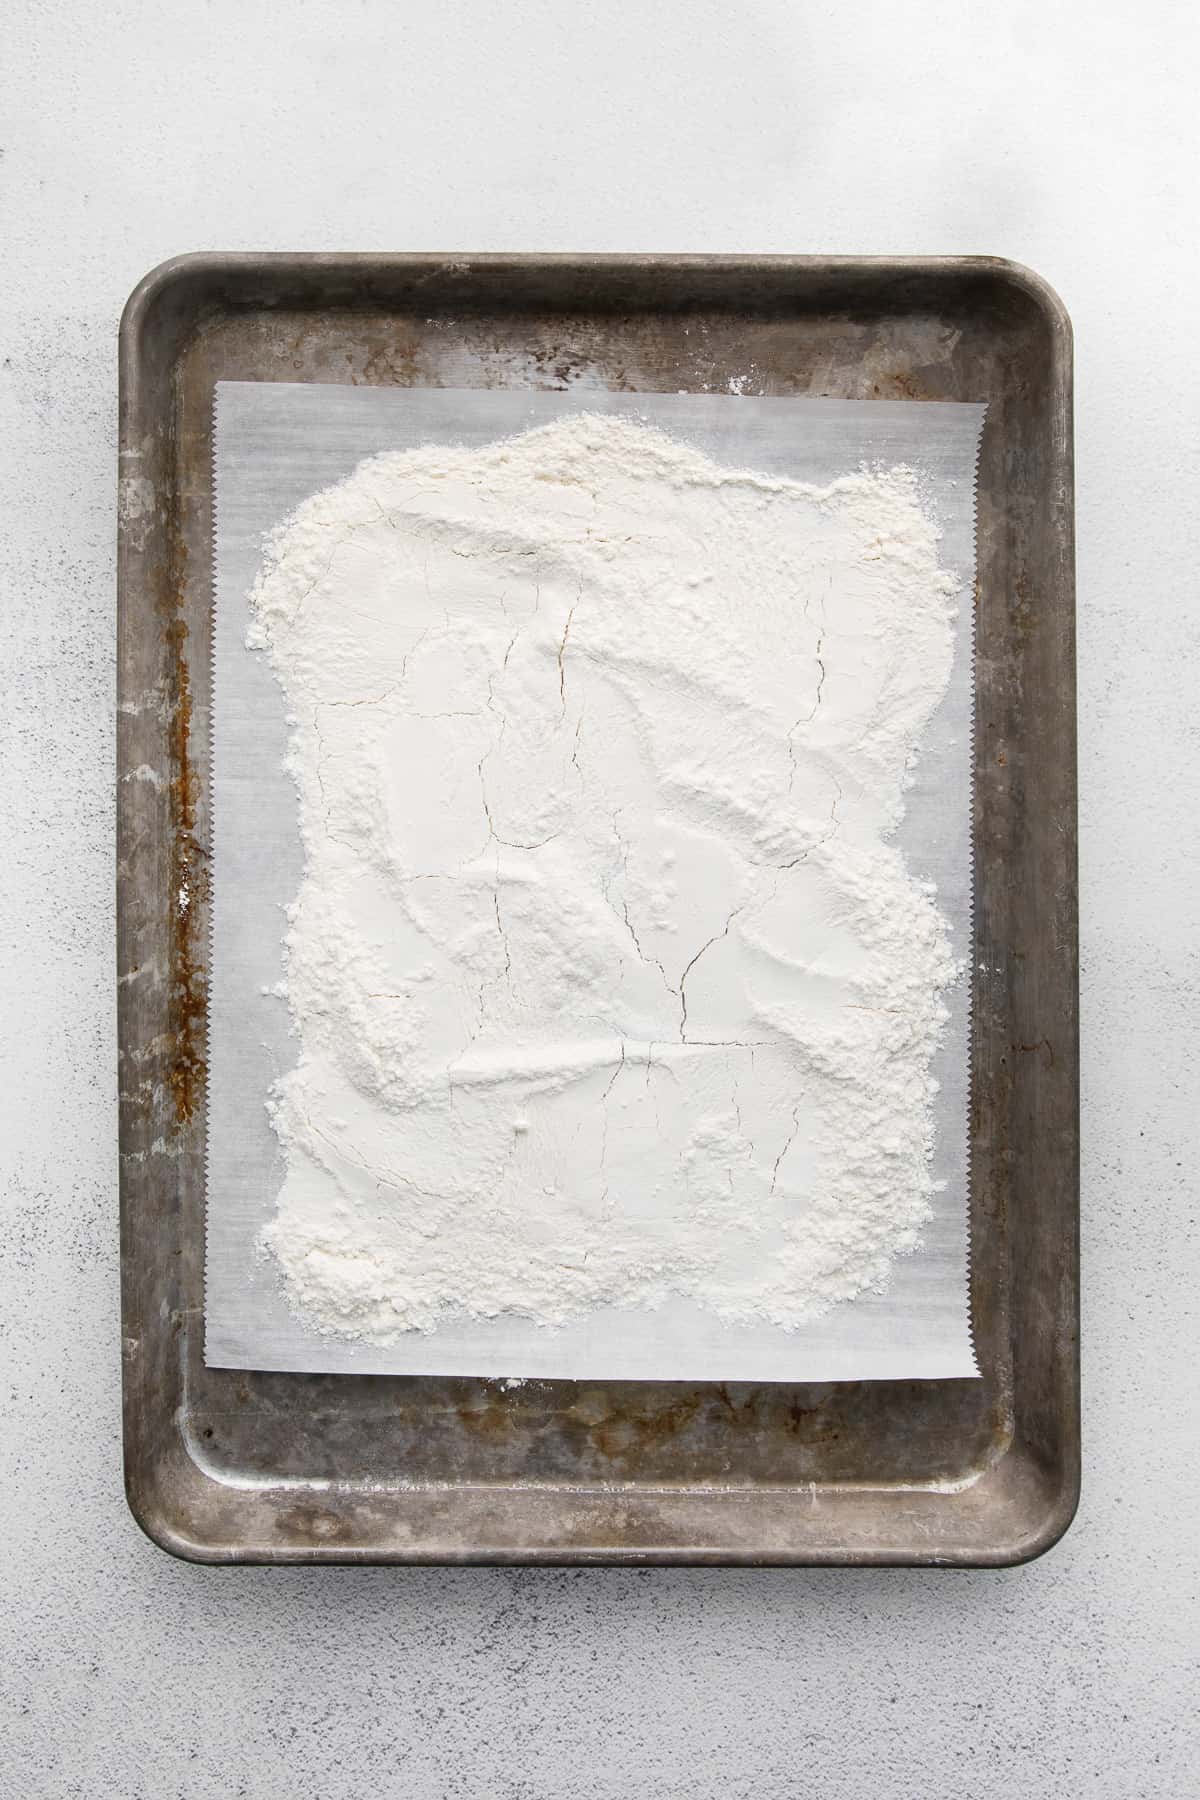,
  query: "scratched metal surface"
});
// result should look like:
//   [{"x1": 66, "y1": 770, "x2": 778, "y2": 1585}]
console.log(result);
[{"x1": 116, "y1": 254, "x2": 1078, "y2": 1564}]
